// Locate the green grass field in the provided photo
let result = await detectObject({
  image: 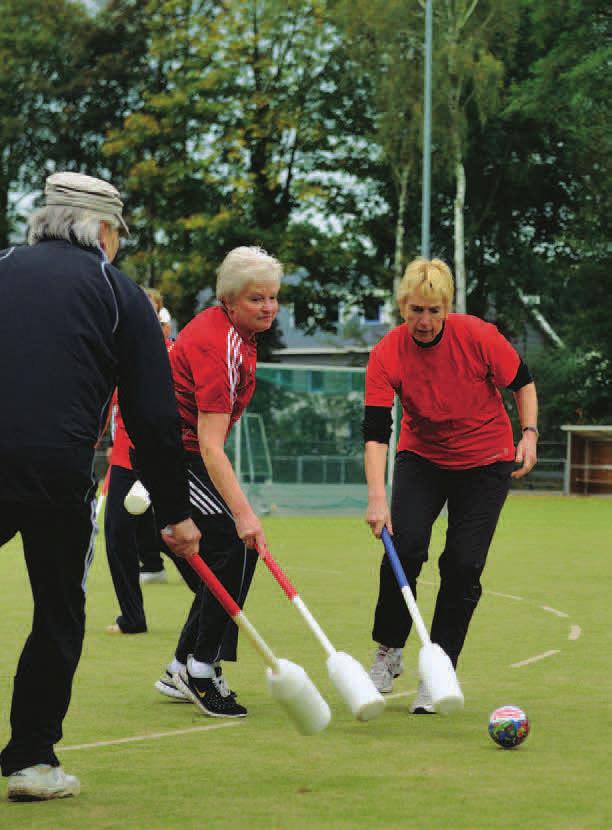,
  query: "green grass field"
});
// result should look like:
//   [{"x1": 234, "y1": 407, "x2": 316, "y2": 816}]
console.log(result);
[{"x1": 0, "y1": 495, "x2": 610, "y2": 829}]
